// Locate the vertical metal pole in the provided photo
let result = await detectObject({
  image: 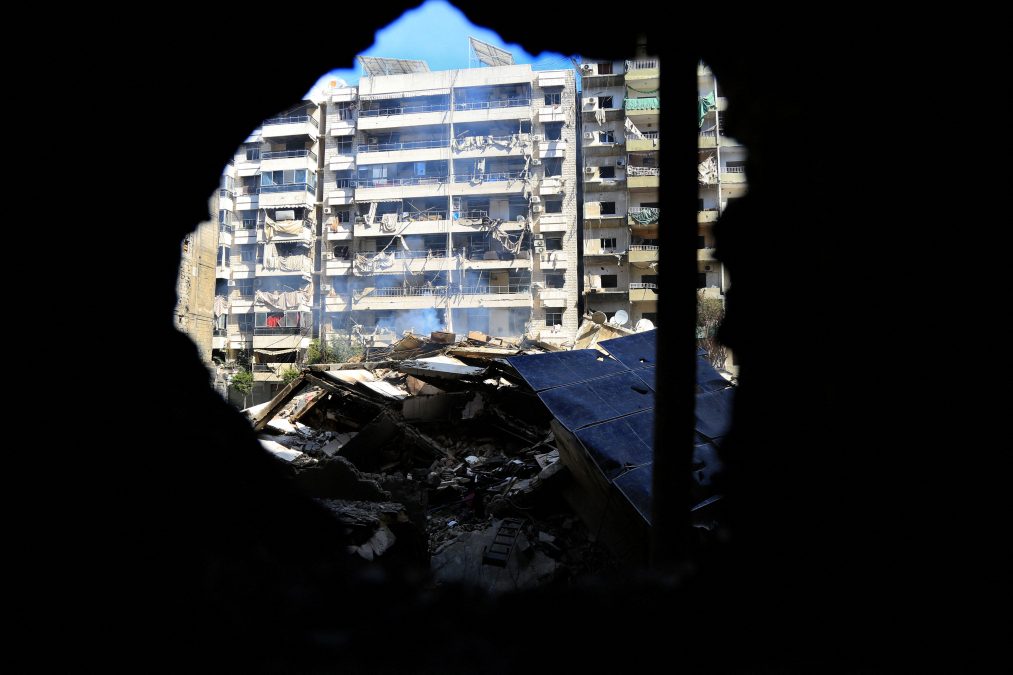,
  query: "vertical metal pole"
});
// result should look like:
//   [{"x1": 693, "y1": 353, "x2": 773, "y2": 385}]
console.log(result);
[{"x1": 445, "y1": 80, "x2": 456, "y2": 333}]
